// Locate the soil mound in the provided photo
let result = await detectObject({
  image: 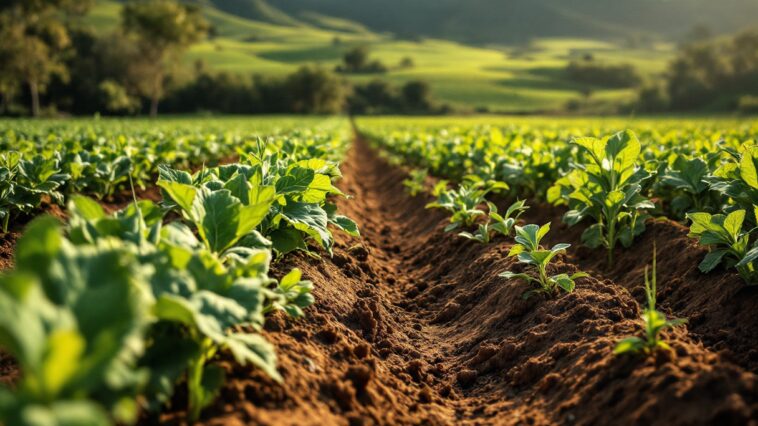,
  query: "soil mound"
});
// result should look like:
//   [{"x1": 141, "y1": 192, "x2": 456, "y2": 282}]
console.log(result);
[{"x1": 178, "y1": 140, "x2": 758, "y2": 425}]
